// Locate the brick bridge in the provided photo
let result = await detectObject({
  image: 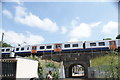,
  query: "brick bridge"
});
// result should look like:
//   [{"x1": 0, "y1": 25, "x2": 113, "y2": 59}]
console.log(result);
[{"x1": 42, "y1": 52, "x2": 107, "y2": 78}]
